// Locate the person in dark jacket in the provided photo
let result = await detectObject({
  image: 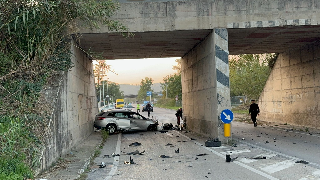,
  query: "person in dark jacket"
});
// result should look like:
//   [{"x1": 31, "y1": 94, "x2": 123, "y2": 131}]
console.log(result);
[
  {"x1": 175, "y1": 108, "x2": 183, "y2": 126},
  {"x1": 249, "y1": 100, "x2": 260, "y2": 127},
  {"x1": 146, "y1": 103, "x2": 151, "y2": 117}
]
